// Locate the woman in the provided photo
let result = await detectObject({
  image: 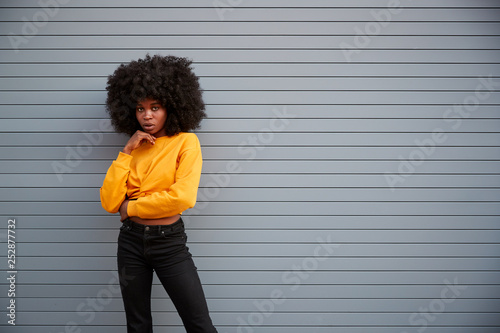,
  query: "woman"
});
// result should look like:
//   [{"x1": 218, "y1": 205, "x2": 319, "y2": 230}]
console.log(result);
[{"x1": 100, "y1": 54, "x2": 217, "y2": 333}]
